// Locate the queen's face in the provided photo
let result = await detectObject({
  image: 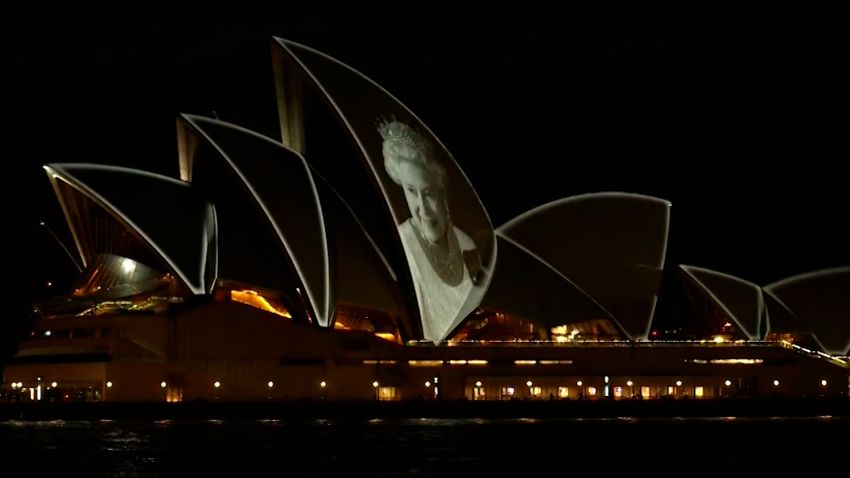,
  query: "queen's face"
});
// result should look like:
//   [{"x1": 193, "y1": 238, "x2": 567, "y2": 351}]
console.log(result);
[{"x1": 394, "y1": 157, "x2": 447, "y2": 245}]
